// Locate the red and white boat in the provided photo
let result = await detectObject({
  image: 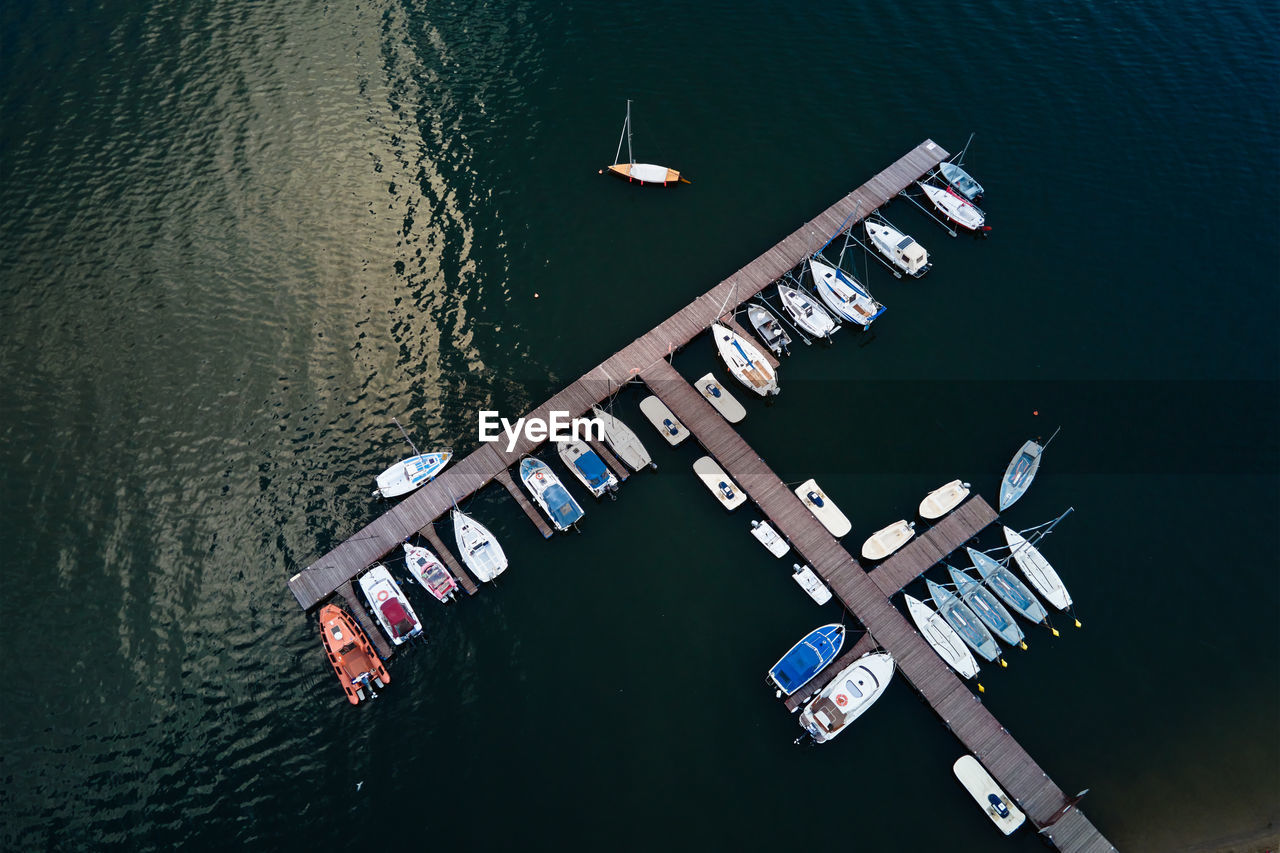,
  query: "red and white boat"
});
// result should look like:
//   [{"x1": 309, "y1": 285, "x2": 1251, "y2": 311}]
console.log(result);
[
  {"x1": 358, "y1": 565, "x2": 423, "y2": 645},
  {"x1": 917, "y1": 182, "x2": 987, "y2": 232},
  {"x1": 403, "y1": 541, "x2": 458, "y2": 603}
]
